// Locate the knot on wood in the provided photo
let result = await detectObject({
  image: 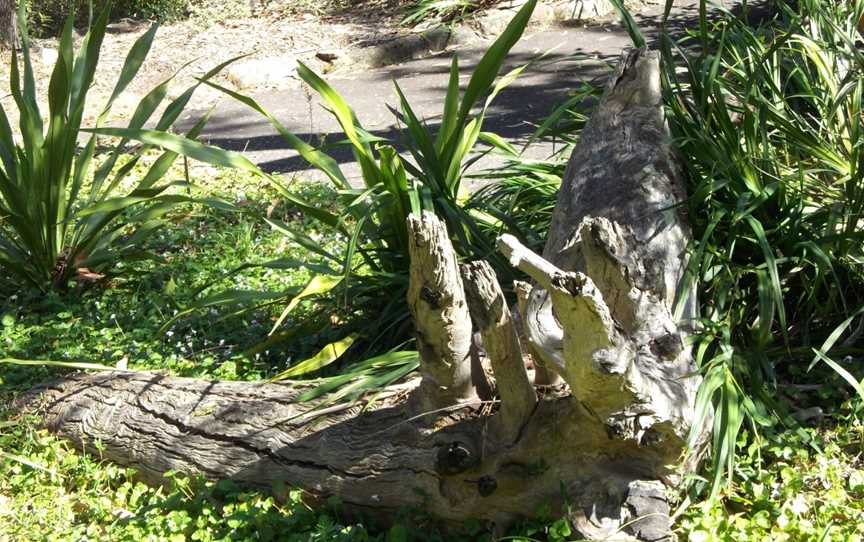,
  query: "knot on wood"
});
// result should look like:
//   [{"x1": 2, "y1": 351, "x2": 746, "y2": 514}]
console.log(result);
[
  {"x1": 477, "y1": 475, "x2": 497, "y2": 497},
  {"x1": 639, "y1": 428, "x2": 664, "y2": 447},
  {"x1": 550, "y1": 272, "x2": 587, "y2": 296},
  {"x1": 420, "y1": 285, "x2": 444, "y2": 309},
  {"x1": 436, "y1": 441, "x2": 478, "y2": 475},
  {"x1": 649, "y1": 333, "x2": 683, "y2": 361}
]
